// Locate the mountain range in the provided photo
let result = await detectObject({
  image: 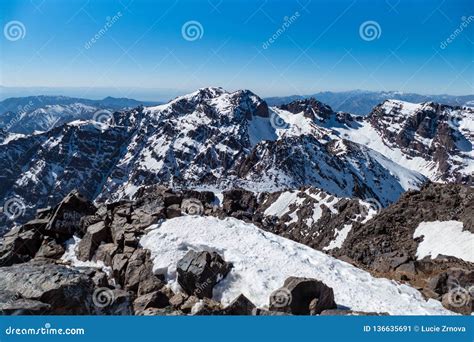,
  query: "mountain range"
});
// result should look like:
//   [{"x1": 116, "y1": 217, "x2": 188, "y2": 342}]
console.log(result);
[
  {"x1": 266, "y1": 90, "x2": 474, "y2": 115},
  {"x1": 0, "y1": 87, "x2": 472, "y2": 316}
]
